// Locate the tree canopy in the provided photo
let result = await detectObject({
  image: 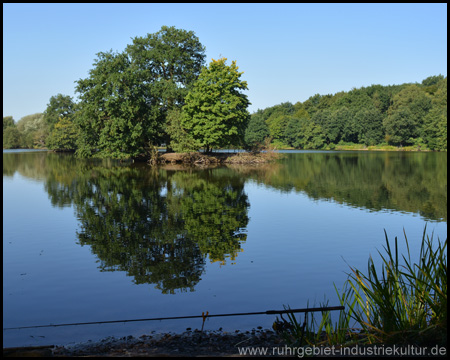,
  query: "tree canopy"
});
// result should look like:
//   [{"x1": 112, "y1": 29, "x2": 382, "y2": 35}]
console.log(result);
[
  {"x1": 249, "y1": 75, "x2": 446, "y2": 151},
  {"x1": 43, "y1": 94, "x2": 77, "y2": 129},
  {"x1": 3, "y1": 116, "x2": 15, "y2": 130},
  {"x1": 74, "y1": 26, "x2": 206, "y2": 159},
  {"x1": 180, "y1": 58, "x2": 251, "y2": 152}
]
